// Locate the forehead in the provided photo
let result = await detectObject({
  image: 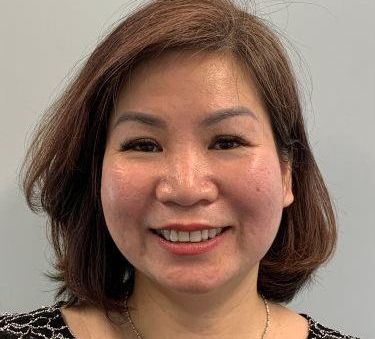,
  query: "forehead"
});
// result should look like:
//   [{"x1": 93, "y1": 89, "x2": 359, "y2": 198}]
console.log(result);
[
  {"x1": 111, "y1": 50, "x2": 266, "y2": 128},
  {"x1": 132, "y1": 50, "x2": 243, "y2": 79},
  {"x1": 122, "y1": 50, "x2": 257, "y2": 94}
]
